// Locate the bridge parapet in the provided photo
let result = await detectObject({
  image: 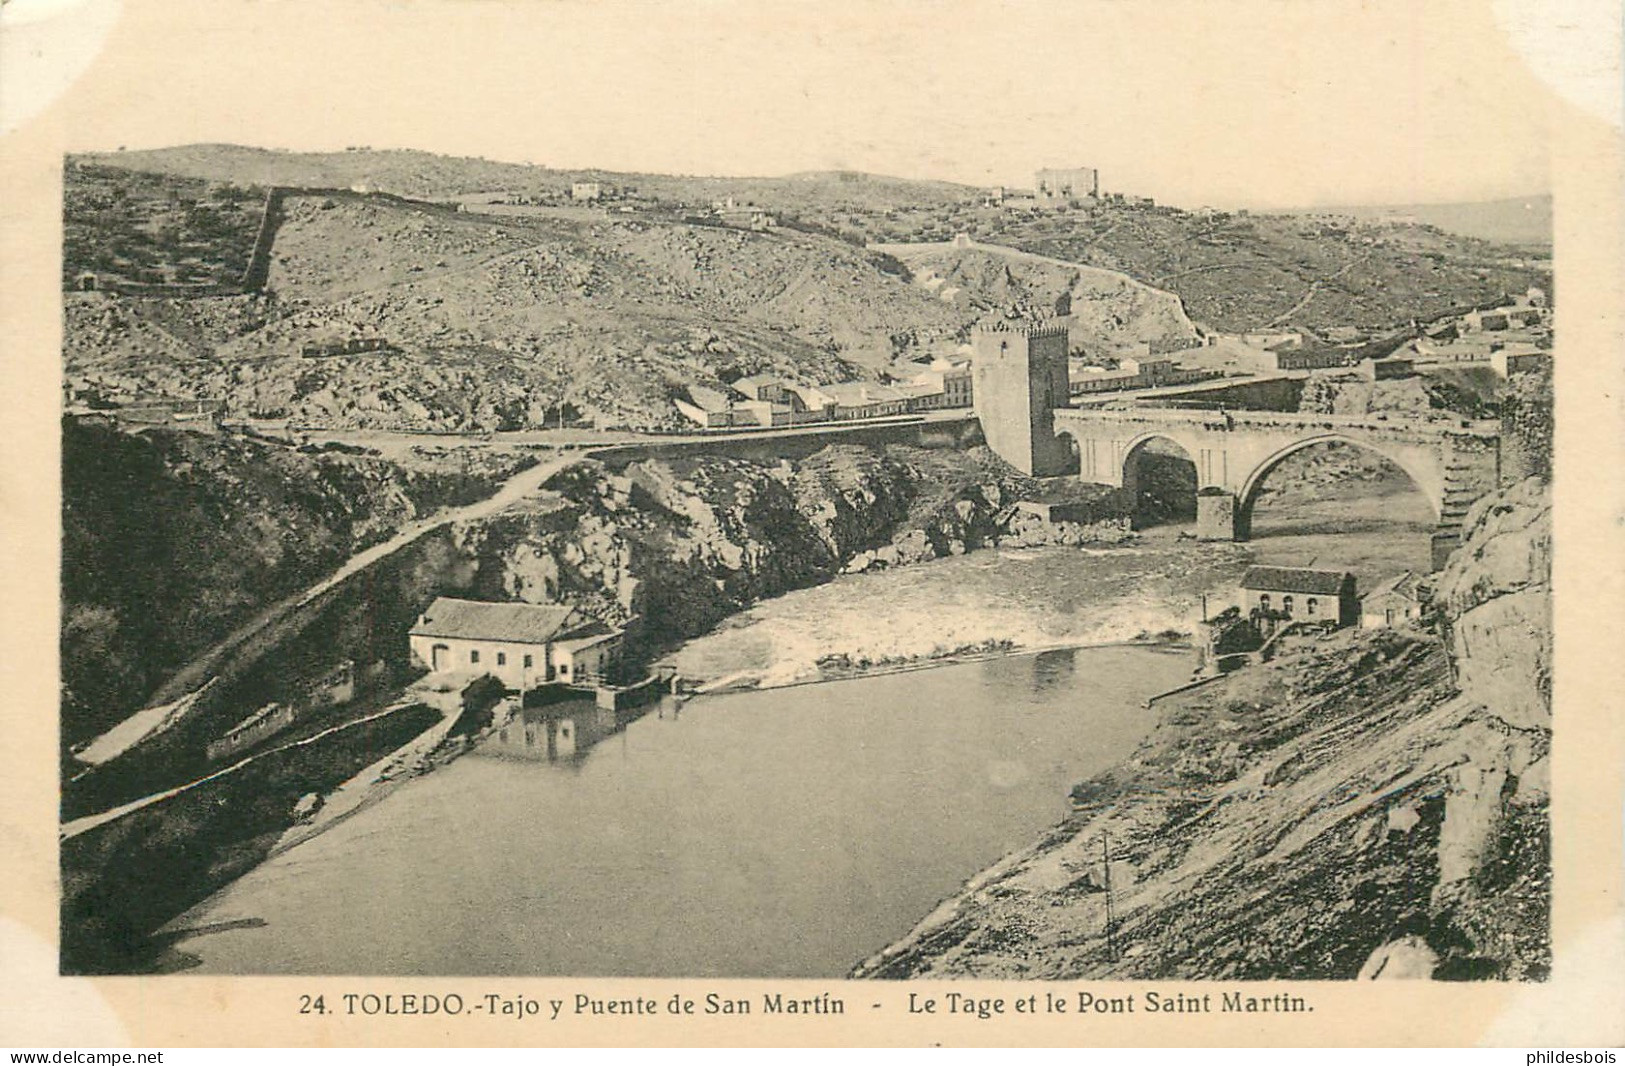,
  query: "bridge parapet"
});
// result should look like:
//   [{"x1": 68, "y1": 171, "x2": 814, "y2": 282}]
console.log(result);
[
  {"x1": 1044, "y1": 405, "x2": 1501, "y2": 567},
  {"x1": 1055, "y1": 405, "x2": 1498, "y2": 441}
]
